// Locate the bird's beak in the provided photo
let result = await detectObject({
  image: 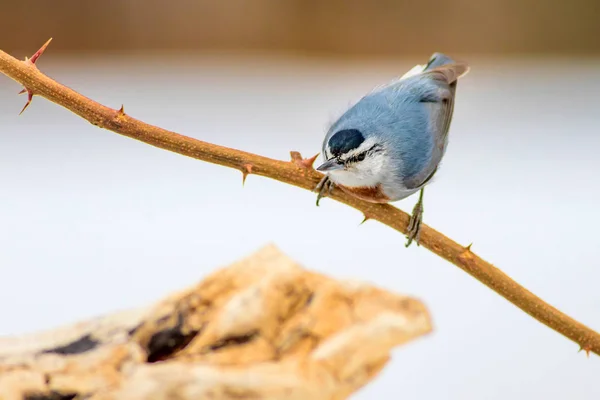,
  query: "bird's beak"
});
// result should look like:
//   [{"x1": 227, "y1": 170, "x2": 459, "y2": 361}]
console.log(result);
[{"x1": 316, "y1": 158, "x2": 343, "y2": 172}]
